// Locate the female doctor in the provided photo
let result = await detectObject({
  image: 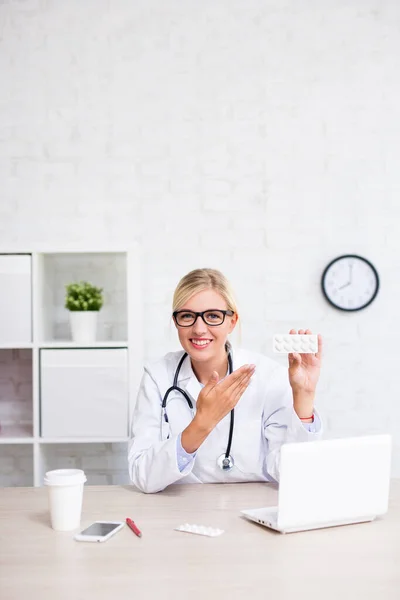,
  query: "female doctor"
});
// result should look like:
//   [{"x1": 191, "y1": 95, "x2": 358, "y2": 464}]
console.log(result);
[{"x1": 128, "y1": 268, "x2": 323, "y2": 493}]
